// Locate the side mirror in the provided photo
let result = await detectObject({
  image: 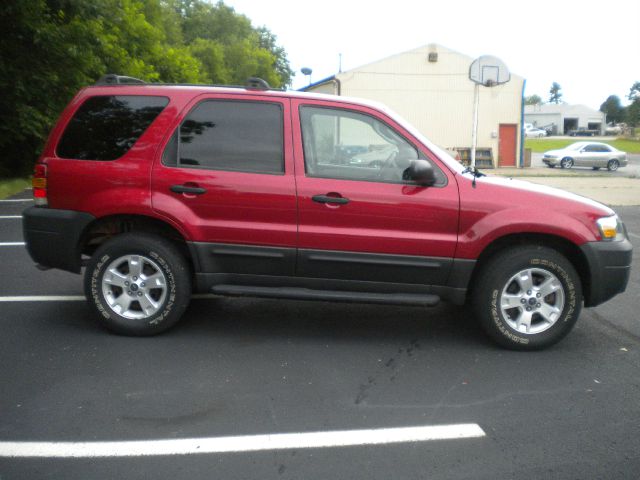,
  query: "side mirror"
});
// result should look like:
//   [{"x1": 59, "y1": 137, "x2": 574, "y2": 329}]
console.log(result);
[{"x1": 405, "y1": 159, "x2": 436, "y2": 186}]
